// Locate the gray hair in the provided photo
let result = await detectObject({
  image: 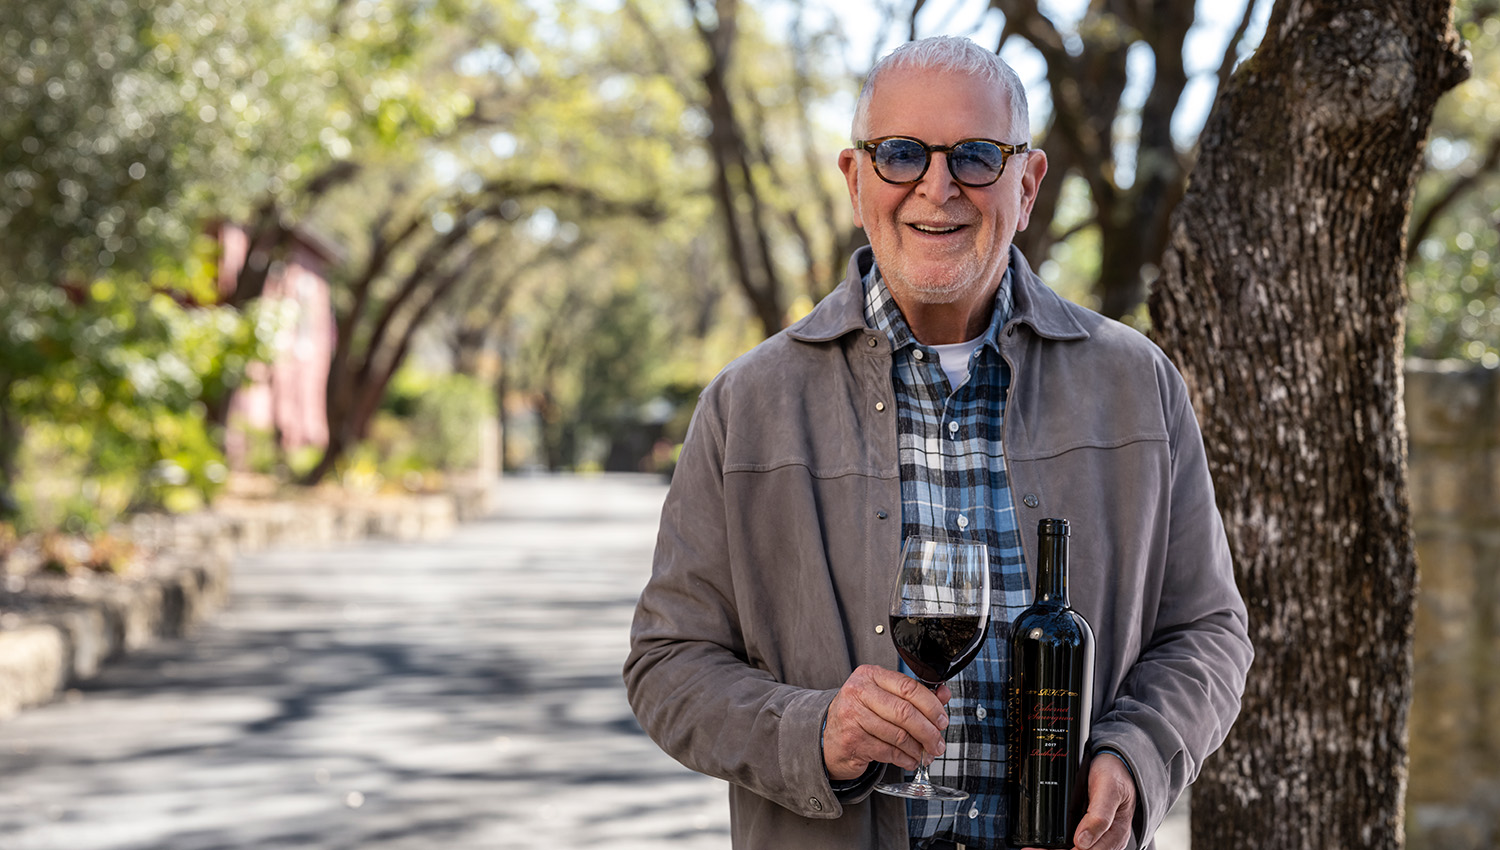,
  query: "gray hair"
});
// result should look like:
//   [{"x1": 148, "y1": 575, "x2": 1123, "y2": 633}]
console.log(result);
[{"x1": 851, "y1": 36, "x2": 1030, "y2": 145}]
